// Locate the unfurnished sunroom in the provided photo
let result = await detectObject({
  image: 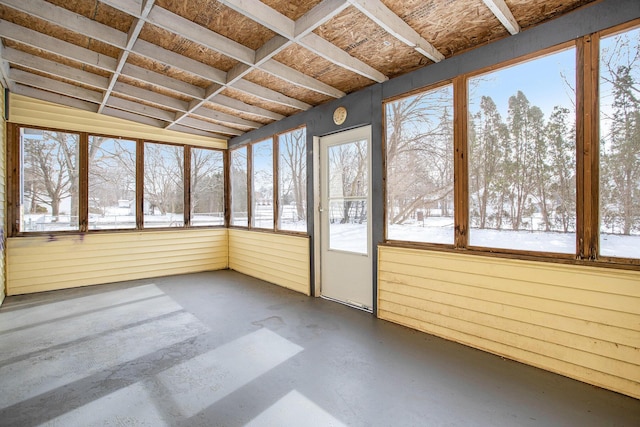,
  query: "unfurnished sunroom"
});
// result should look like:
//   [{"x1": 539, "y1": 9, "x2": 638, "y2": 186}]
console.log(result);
[{"x1": 0, "y1": 0, "x2": 638, "y2": 419}]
